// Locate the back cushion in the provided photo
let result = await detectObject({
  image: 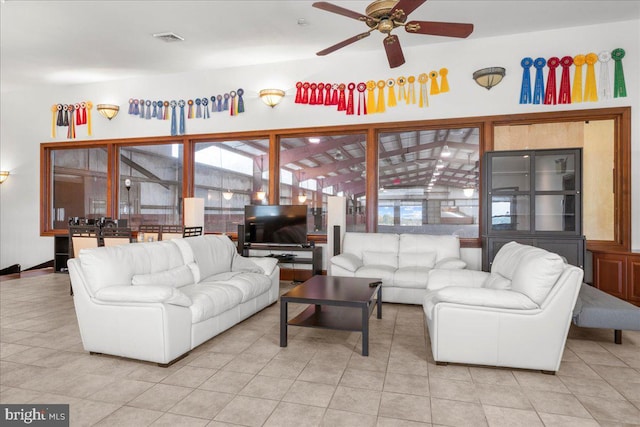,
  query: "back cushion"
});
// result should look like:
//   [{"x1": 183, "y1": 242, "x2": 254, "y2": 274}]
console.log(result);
[
  {"x1": 398, "y1": 252, "x2": 437, "y2": 269},
  {"x1": 79, "y1": 240, "x2": 185, "y2": 296},
  {"x1": 362, "y1": 251, "x2": 398, "y2": 268},
  {"x1": 131, "y1": 265, "x2": 194, "y2": 288},
  {"x1": 509, "y1": 246, "x2": 566, "y2": 305},
  {"x1": 342, "y1": 232, "x2": 399, "y2": 260},
  {"x1": 186, "y1": 235, "x2": 236, "y2": 279},
  {"x1": 399, "y1": 234, "x2": 461, "y2": 262},
  {"x1": 491, "y1": 241, "x2": 534, "y2": 279}
]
